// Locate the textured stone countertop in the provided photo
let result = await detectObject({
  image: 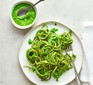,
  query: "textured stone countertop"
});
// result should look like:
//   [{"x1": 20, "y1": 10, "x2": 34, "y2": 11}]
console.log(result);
[{"x1": 0, "y1": 0, "x2": 93, "y2": 85}]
